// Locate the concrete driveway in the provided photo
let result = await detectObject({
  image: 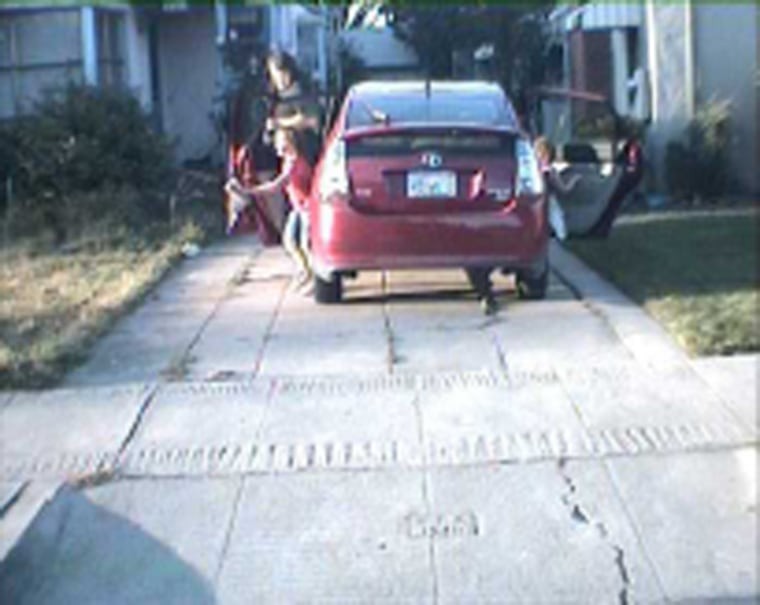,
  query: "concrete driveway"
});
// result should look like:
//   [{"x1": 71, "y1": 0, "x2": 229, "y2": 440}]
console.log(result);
[{"x1": 1, "y1": 236, "x2": 757, "y2": 604}]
